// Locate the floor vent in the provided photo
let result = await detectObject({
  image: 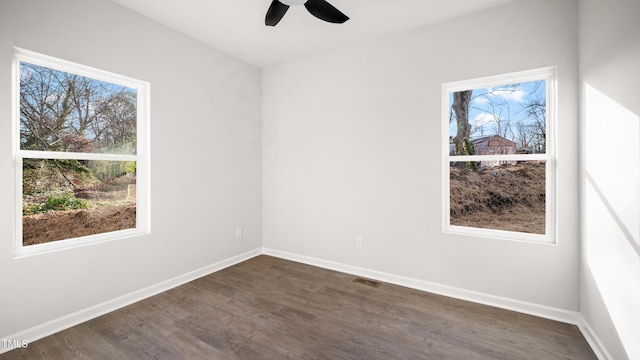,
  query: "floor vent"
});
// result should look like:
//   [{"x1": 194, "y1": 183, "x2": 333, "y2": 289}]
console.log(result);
[{"x1": 353, "y1": 277, "x2": 381, "y2": 287}]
